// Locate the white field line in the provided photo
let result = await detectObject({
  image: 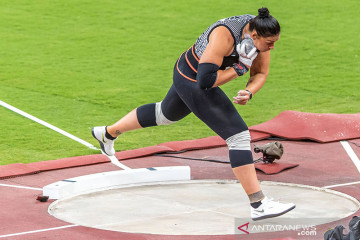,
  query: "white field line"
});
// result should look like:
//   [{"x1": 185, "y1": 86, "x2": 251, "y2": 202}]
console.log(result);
[
  {"x1": 323, "y1": 181, "x2": 360, "y2": 189},
  {"x1": 0, "y1": 225, "x2": 78, "y2": 238},
  {"x1": 341, "y1": 141, "x2": 360, "y2": 174},
  {"x1": 0, "y1": 183, "x2": 42, "y2": 191},
  {"x1": 107, "y1": 154, "x2": 131, "y2": 170},
  {"x1": 0, "y1": 99, "x2": 131, "y2": 170},
  {"x1": 324, "y1": 142, "x2": 360, "y2": 188},
  {"x1": 0, "y1": 100, "x2": 98, "y2": 150}
]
